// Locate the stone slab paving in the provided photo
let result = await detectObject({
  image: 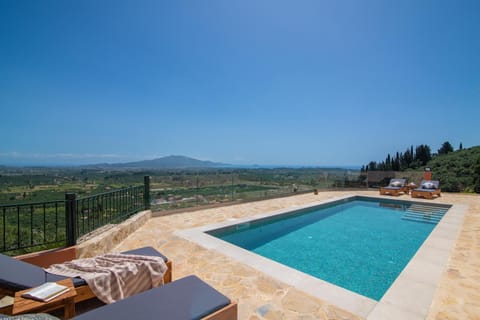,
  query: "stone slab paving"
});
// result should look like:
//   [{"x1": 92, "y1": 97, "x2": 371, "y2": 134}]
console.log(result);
[
  {"x1": 425, "y1": 193, "x2": 480, "y2": 320},
  {"x1": 111, "y1": 191, "x2": 479, "y2": 319}
]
